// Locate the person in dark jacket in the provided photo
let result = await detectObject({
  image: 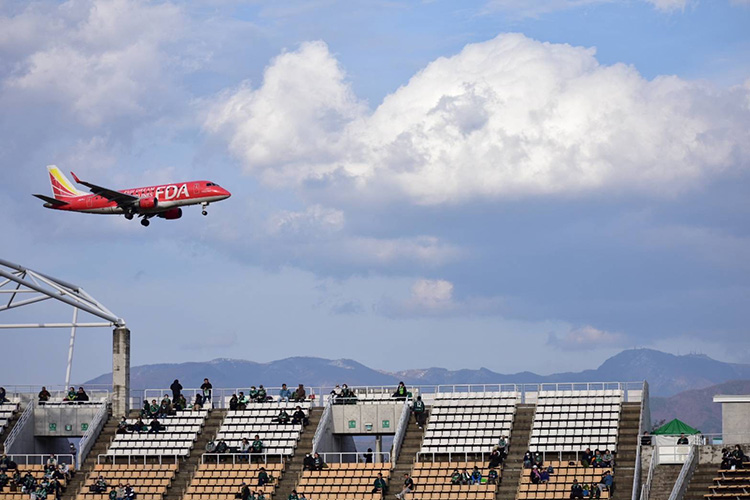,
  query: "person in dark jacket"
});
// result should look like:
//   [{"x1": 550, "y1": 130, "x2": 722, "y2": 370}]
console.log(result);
[
  {"x1": 392, "y1": 382, "x2": 408, "y2": 401},
  {"x1": 394, "y1": 473, "x2": 414, "y2": 499},
  {"x1": 238, "y1": 482, "x2": 250, "y2": 500},
  {"x1": 570, "y1": 479, "x2": 584, "y2": 499},
  {"x1": 302, "y1": 454, "x2": 314, "y2": 471},
  {"x1": 312, "y1": 453, "x2": 325, "y2": 471},
  {"x1": 170, "y1": 380, "x2": 182, "y2": 403},
  {"x1": 372, "y1": 472, "x2": 388, "y2": 494}
]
